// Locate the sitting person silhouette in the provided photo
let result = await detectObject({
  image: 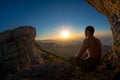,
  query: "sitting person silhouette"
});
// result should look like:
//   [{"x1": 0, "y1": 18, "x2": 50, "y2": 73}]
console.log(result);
[{"x1": 72, "y1": 26, "x2": 102, "y2": 71}]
